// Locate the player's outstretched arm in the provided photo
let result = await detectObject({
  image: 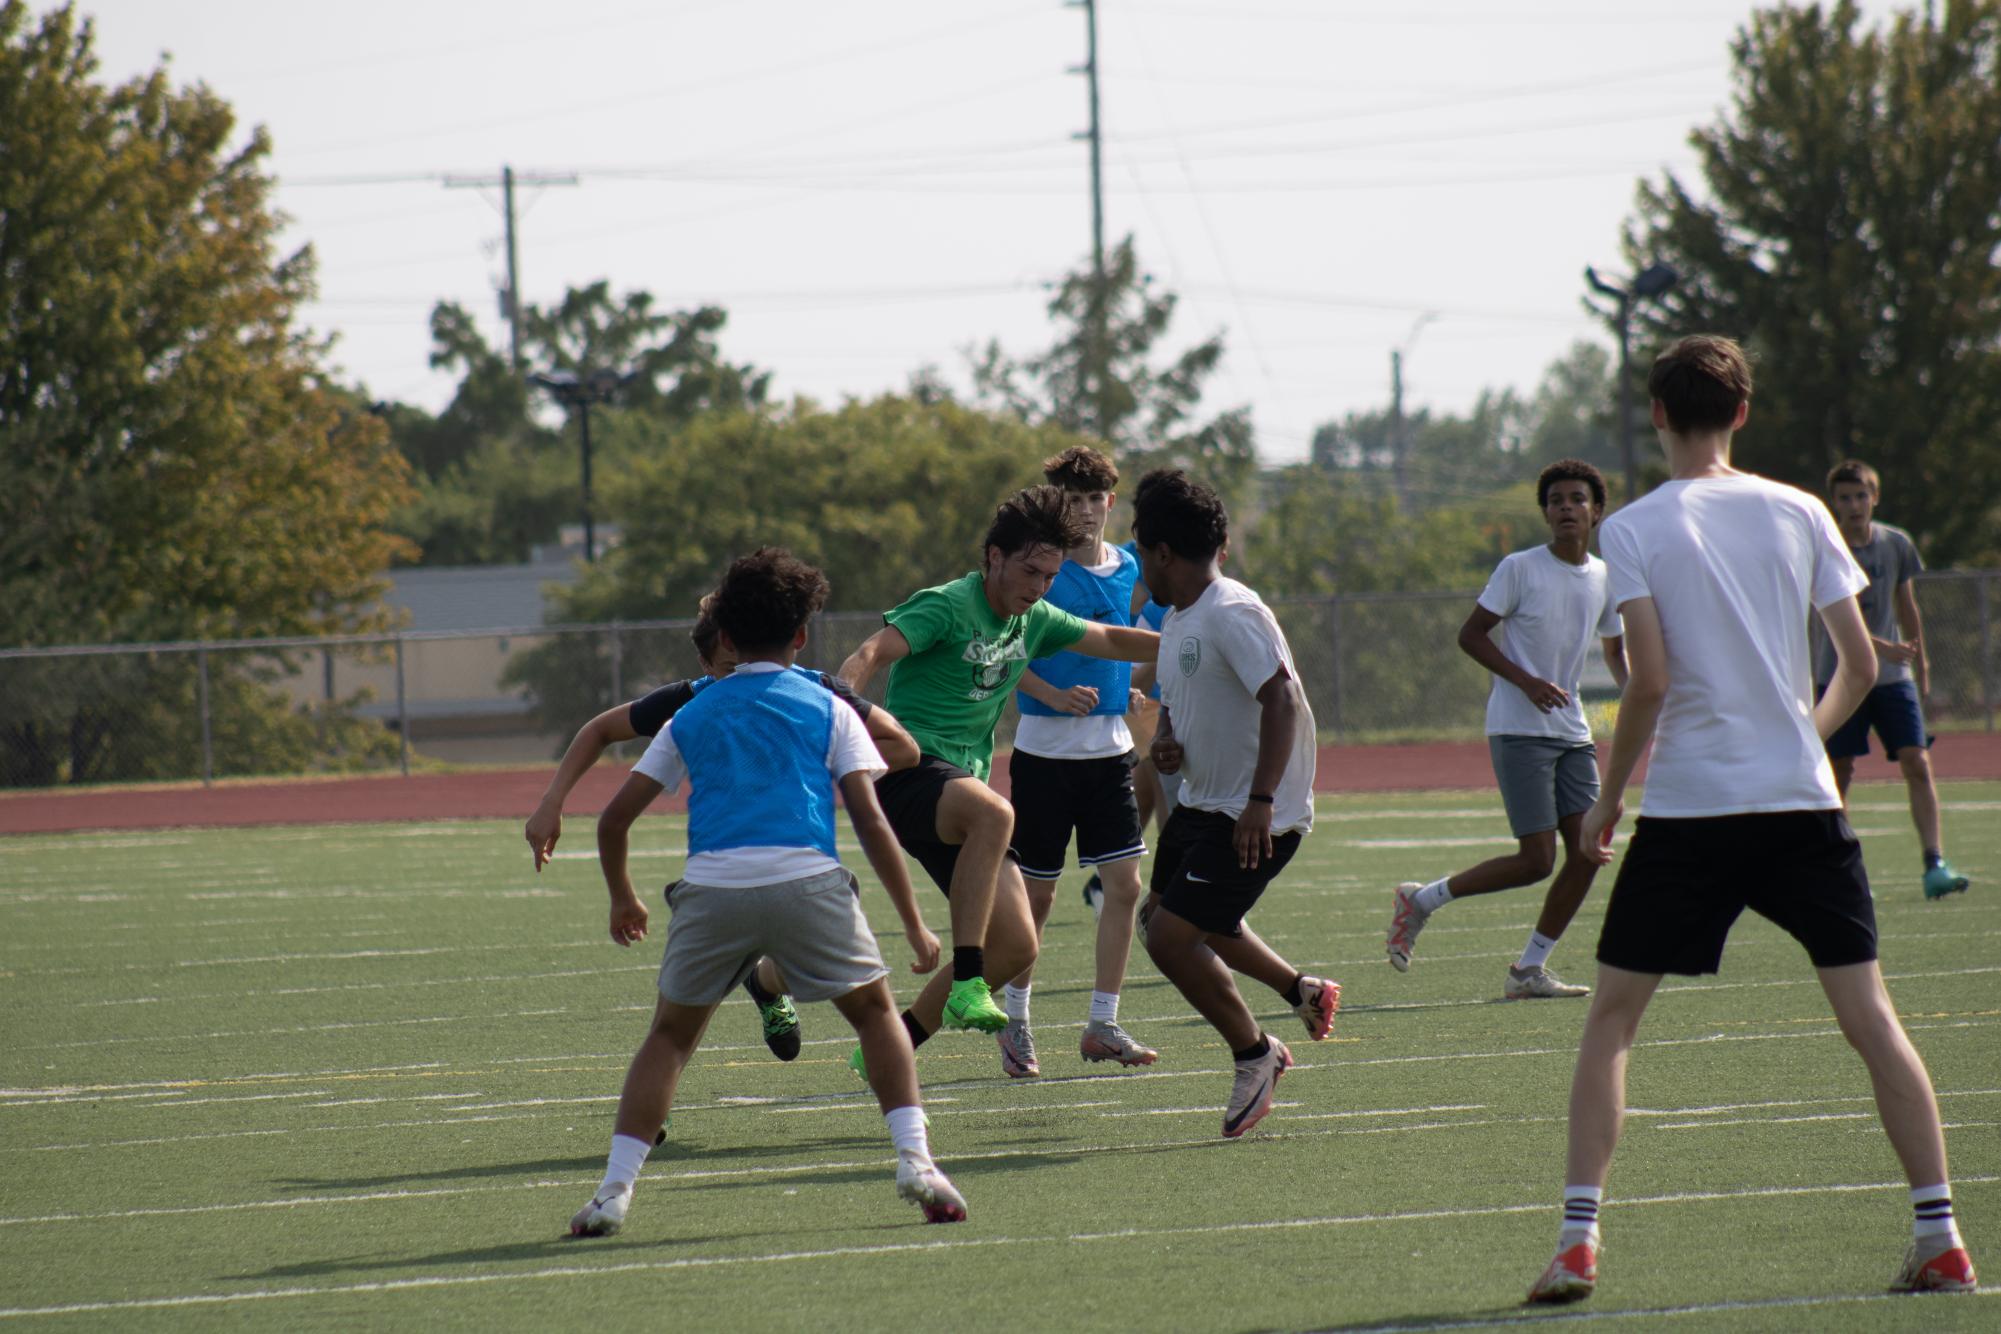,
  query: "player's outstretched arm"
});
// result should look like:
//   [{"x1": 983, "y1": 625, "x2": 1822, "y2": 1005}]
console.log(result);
[
  {"x1": 527, "y1": 703, "x2": 641, "y2": 871},
  {"x1": 1580, "y1": 598, "x2": 1668, "y2": 863},
  {"x1": 1019, "y1": 668, "x2": 1098, "y2": 715},
  {"x1": 1457, "y1": 604, "x2": 1569, "y2": 712},
  {"x1": 1071, "y1": 622, "x2": 1159, "y2": 663},
  {"x1": 840, "y1": 770, "x2": 940, "y2": 974},
  {"x1": 838, "y1": 625, "x2": 911, "y2": 695},
  {"x1": 863, "y1": 704, "x2": 921, "y2": 772},
  {"x1": 596, "y1": 772, "x2": 662, "y2": 947},
  {"x1": 1815, "y1": 596, "x2": 1876, "y2": 739}
]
